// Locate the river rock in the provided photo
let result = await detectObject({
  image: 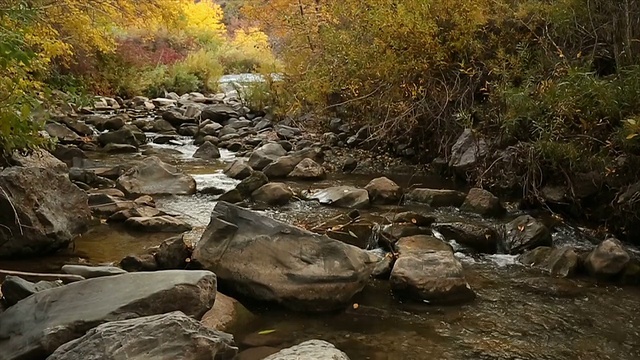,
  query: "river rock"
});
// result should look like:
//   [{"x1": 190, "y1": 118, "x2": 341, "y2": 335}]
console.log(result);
[
  {"x1": 252, "y1": 183, "x2": 294, "y2": 206},
  {"x1": 201, "y1": 293, "x2": 253, "y2": 332},
  {"x1": 248, "y1": 143, "x2": 287, "y2": 170},
  {"x1": 1, "y1": 276, "x2": 62, "y2": 306},
  {"x1": 61, "y1": 265, "x2": 126, "y2": 279},
  {"x1": 365, "y1": 177, "x2": 402, "y2": 205},
  {"x1": 432, "y1": 222, "x2": 499, "y2": 254},
  {"x1": 518, "y1": 246, "x2": 579, "y2": 277},
  {"x1": 102, "y1": 143, "x2": 138, "y2": 153},
  {"x1": 117, "y1": 156, "x2": 196, "y2": 196},
  {"x1": 107, "y1": 205, "x2": 161, "y2": 222},
  {"x1": 235, "y1": 171, "x2": 269, "y2": 197},
  {"x1": 155, "y1": 235, "x2": 192, "y2": 269},
  {"x1": 161, "y1": 110, "x2": 193, "y2": 127},
  {"x1": 288, "y1": 158, "x2": 326, "y2": 180},
  {"x1": 47, "y1": 311, "x2": 237, "y2": 360},
  {"x1": 237, "y1": 347, "x2": 279, "y2": 360},
  {"x1": 45, "y1": 122, "x2": 81, "y2": 143},
  {"x1": 584, "y1": 238, "x2": 630, "y2": 277},
  {"x1": 385, "y1": 211, "x2": 435, "y2": 226},
  {"x1": 218, "y1": 189, "x2": 243, "y2": 203},
  {"x1": 91, "y1": 114, "x2": 127, "y2": 131},
  {"x1": 192, "y1": 202, "x2": 377, "y2": 311},
  {"x1": 10, "y1": 149, "x2": 68, "y2": 174},
  {"x1": 201, "y1": 104, "x2": 240, "y2": 122},
  {"x1": 200, "y1": 122, "x2": 223, "y2": 136},
  {"x1": 390, "y1": 235, "x2": 475, "y2": 304},
  {"x1": 0, "y1": 270, "x2": 217, "y2": 360},
  {"x1": 449, "y1": 128, "x2": 487, "y2": 175},
  {"x1": 264, "y1": 340, "x2": 350, "y2": 360},
  {"x1": 342, "y1": 157, "x2": 358, "y2": 173},
  {"x1": 120, "y1": 254, "x2": 158, "y2": 272},
  {"x1": 310, "y1": 186, "x2": 370, "y2": 209},
  {"x1": 88, "y1": 193, "x2": 134, "y2": 217},
  {"x1": 405, "y1": 188, "x2": 466, "y2": 207},
  {"x1": 124, "y1": 216, "x2": 192, "y2": 233},
  {"x1": 224, "y1": 160, "x2": 253, "y2": 180},
  {"x1": 502, "y1": 215, "x2": 552, "y2": 254},
  {"x1": 275, "y1": 124, "x2": 301, "y2": 140},
  {"x1": 52, "y1": 144, "x2": 86, "y2": 167},
  {"x1": 0, "y1": 165, "x2": 90, "y2": 257},
  {"x1": 98, "y1": 127, "x2": 140, "y2": 147},
  {"x1": 460, "y1": 188, "x2": 505, "y2": 217},
  {"x1": 193, "y1": 141, "x2": 221, "y2": 160},
  {"x1": 59, "y1": 117, "x2": 94, "y2": 136},
  {"x1": 263, "y1": 148, "x2": 323, "y2": 179}
]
